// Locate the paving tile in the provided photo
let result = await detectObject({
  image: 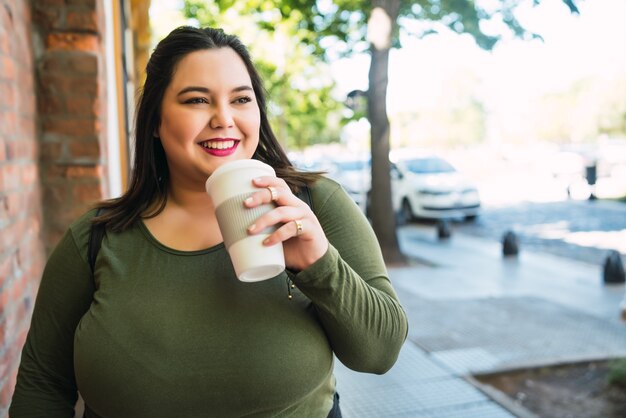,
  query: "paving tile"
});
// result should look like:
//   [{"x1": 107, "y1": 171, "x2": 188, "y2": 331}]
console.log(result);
[
  {"x1": 430, "y1": 347, "x2": 500, "y2": 375},
  {"x1": 425, "y1": 401, "x2": 516, "y2": 418},
  {"x1": 336, "y1": 382, "x2": 428, "y2": 417},
  {"x1": 403, "y1": 377, "x2": 488, "y2": 410}
]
